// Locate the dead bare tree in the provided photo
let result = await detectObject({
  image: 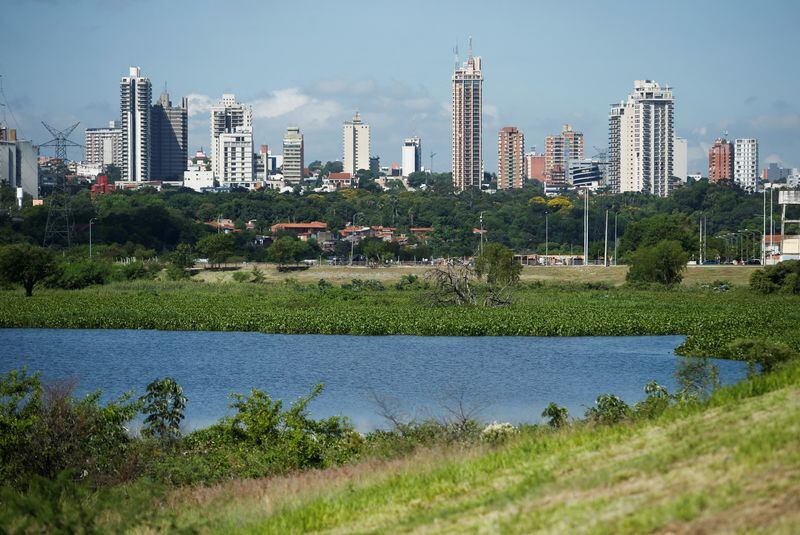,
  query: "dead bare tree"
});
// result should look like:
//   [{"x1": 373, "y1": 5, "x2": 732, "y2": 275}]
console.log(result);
[
  {"x1": 424, "y1": 259, "x2": 477, "y2": 306},
  {"x1": 368, "y1": 390, "x2": 411, "y2": 428}
]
